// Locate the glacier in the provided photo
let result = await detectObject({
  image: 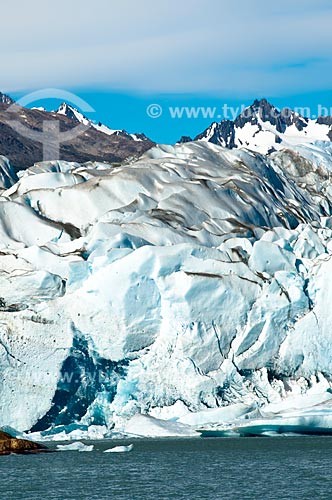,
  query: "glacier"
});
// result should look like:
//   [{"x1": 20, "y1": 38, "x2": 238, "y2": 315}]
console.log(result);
[{"x1": 1, "y1": 141, "x2": 332, "y2": 438}]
